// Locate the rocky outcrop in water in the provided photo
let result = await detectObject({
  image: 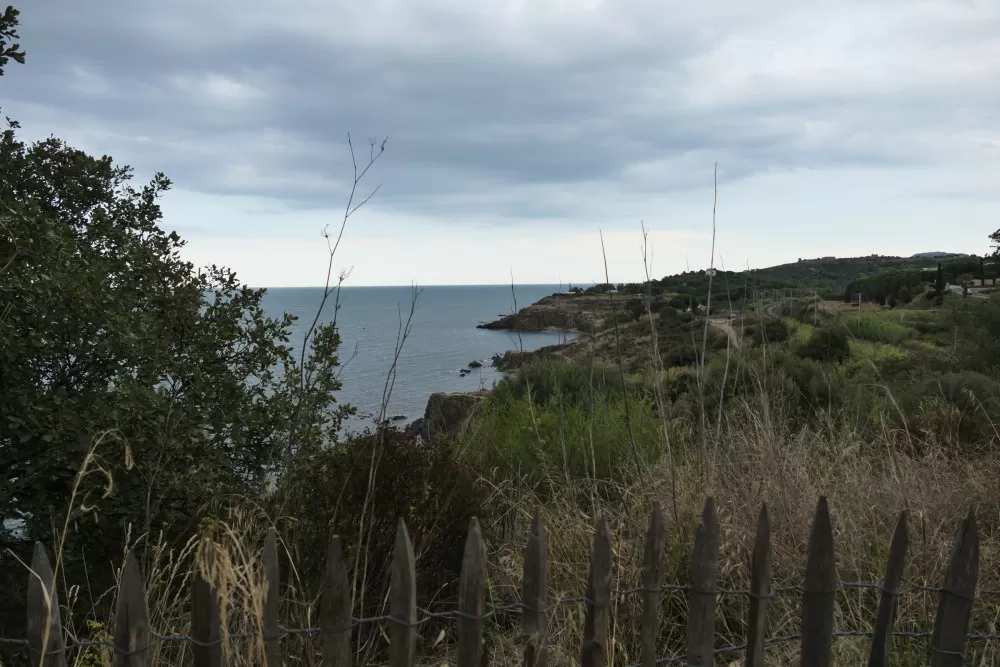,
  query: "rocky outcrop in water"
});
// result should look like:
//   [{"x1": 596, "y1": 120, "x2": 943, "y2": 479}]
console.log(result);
[
  {"x1": 491, "y1": 342, "x2": 575, "y2": 371},
  {"x1": 406, "y1": 391, "x2": 487, "y2": 442},
  {"x1": 477, "y1": 295, "x2": 602, "y2": 332}
]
